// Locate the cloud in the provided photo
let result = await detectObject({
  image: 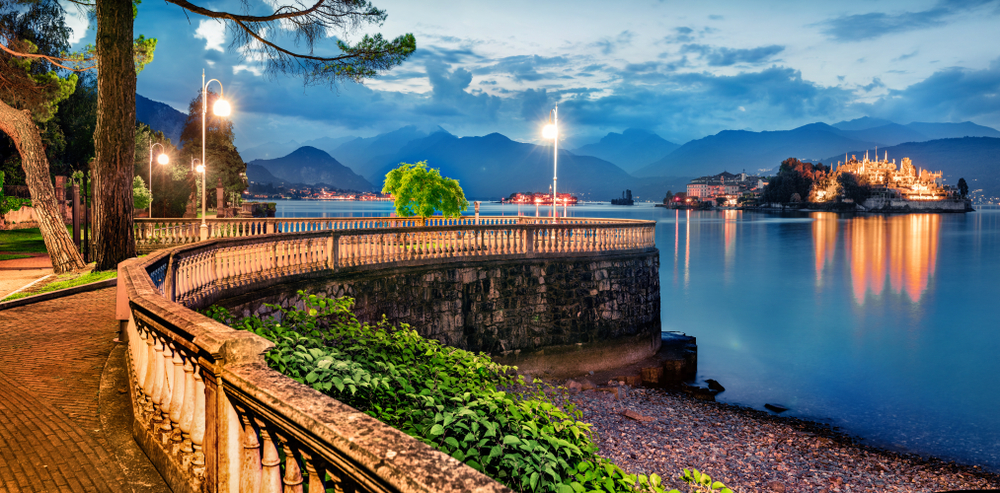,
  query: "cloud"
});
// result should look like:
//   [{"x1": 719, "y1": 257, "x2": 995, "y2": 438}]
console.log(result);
[
  {"x1": 664, "y1": 27, "x2": 695, "y2": 44},
  {"x1": 591, "y1": 31, "x2": 634, "y2": 55},
  {"x1": 194, "y1": 19, "x2": 226, "y2": 52},
  {"x1": 418, "y1": 60, "x2": 501, "y2": 121},
  {"x1": 861, "y1": 57, "x2": 1000, "y2": 126},
  {"x1": 557, "y1": 66, "x2": 855, "y2": 142},
  {"x1": 860, "y1": 78, "x2": 885, "y2": 92},
  {"x1": 819, "y1": 0, "x2": 999, "y2": 41},
  {"x1": 682, "y1": 44, "x2": 785, "y2": 66},
  {"x1": 62, "y1": 5, "x2": 89, "y2": 46},
  {"x1": 472, "y1": 55, "x2": 571, "y2": 82}
]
